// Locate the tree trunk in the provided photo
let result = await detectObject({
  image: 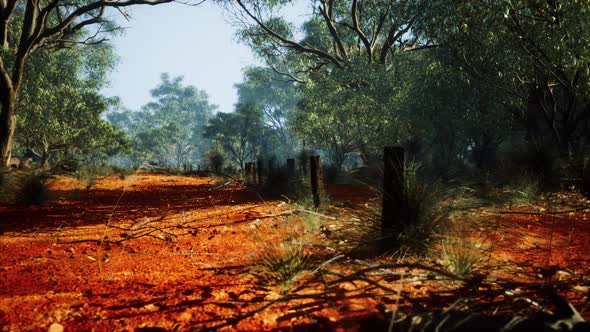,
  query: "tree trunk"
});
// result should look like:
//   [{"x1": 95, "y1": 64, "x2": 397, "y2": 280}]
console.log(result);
[{"x1": 0, "y1": 90, "x2": 16, "y2": 168}]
